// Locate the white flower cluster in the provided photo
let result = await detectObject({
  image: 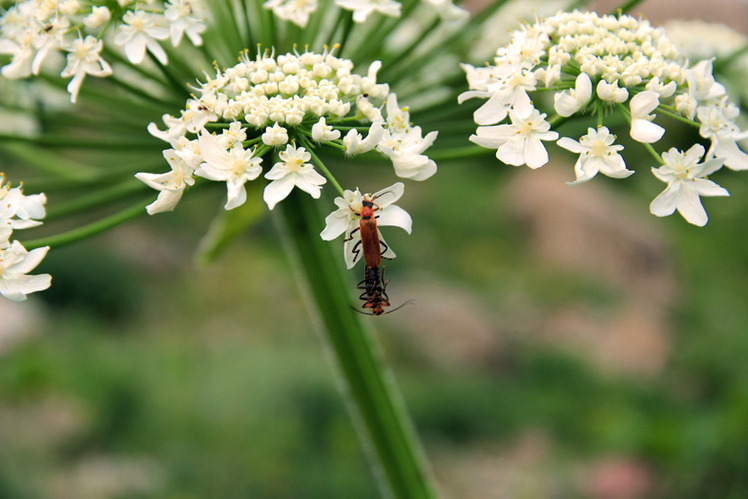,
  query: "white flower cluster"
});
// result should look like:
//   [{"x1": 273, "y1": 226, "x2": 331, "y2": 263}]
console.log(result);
[
  {"x1": 0, "y1": 174, "x2": 51, "y2": 301},
  {"x1": 460, "y1": 10, "x2": 748, "y2": 226},
  {"x1": 0, "y1": 0, "x2": 207, "y2": 102},
  {"x1": 138, "y1": 48, "x2": 437, "y2": 213},
  {"x1": 264, "y1": 0, "x2": 467, "y2": 28}
]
